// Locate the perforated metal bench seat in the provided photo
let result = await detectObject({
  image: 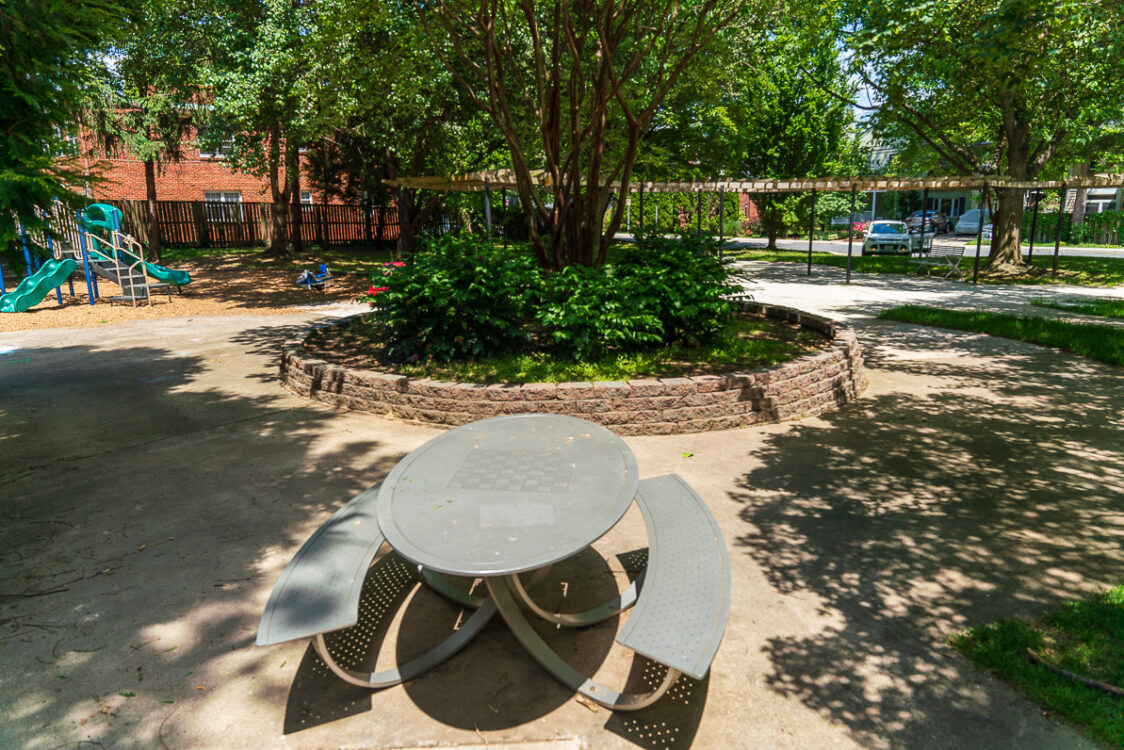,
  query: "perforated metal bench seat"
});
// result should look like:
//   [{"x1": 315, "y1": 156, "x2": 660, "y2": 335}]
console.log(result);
[
  {"x1": 256, "y1": 483, "x2": 385, "y2": 647},
  {"x1": 617, "y1": 474, "x2": 732, "y2": 680}
]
